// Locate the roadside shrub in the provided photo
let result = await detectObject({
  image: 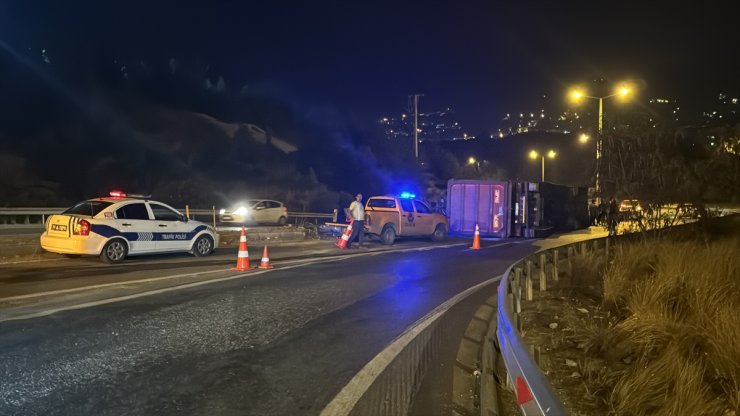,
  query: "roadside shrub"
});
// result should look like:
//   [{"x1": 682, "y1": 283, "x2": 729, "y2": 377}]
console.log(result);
[{"x1": 600, "y1": 238, "x2": 740, "y2": 414}]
